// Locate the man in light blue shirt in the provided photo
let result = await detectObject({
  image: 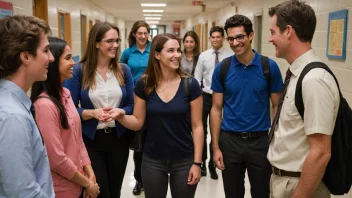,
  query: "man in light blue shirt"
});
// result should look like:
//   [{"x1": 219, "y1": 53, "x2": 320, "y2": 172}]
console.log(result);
[{"x1": 0, "y1": 15, "x2": 55, "y2": 198}]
